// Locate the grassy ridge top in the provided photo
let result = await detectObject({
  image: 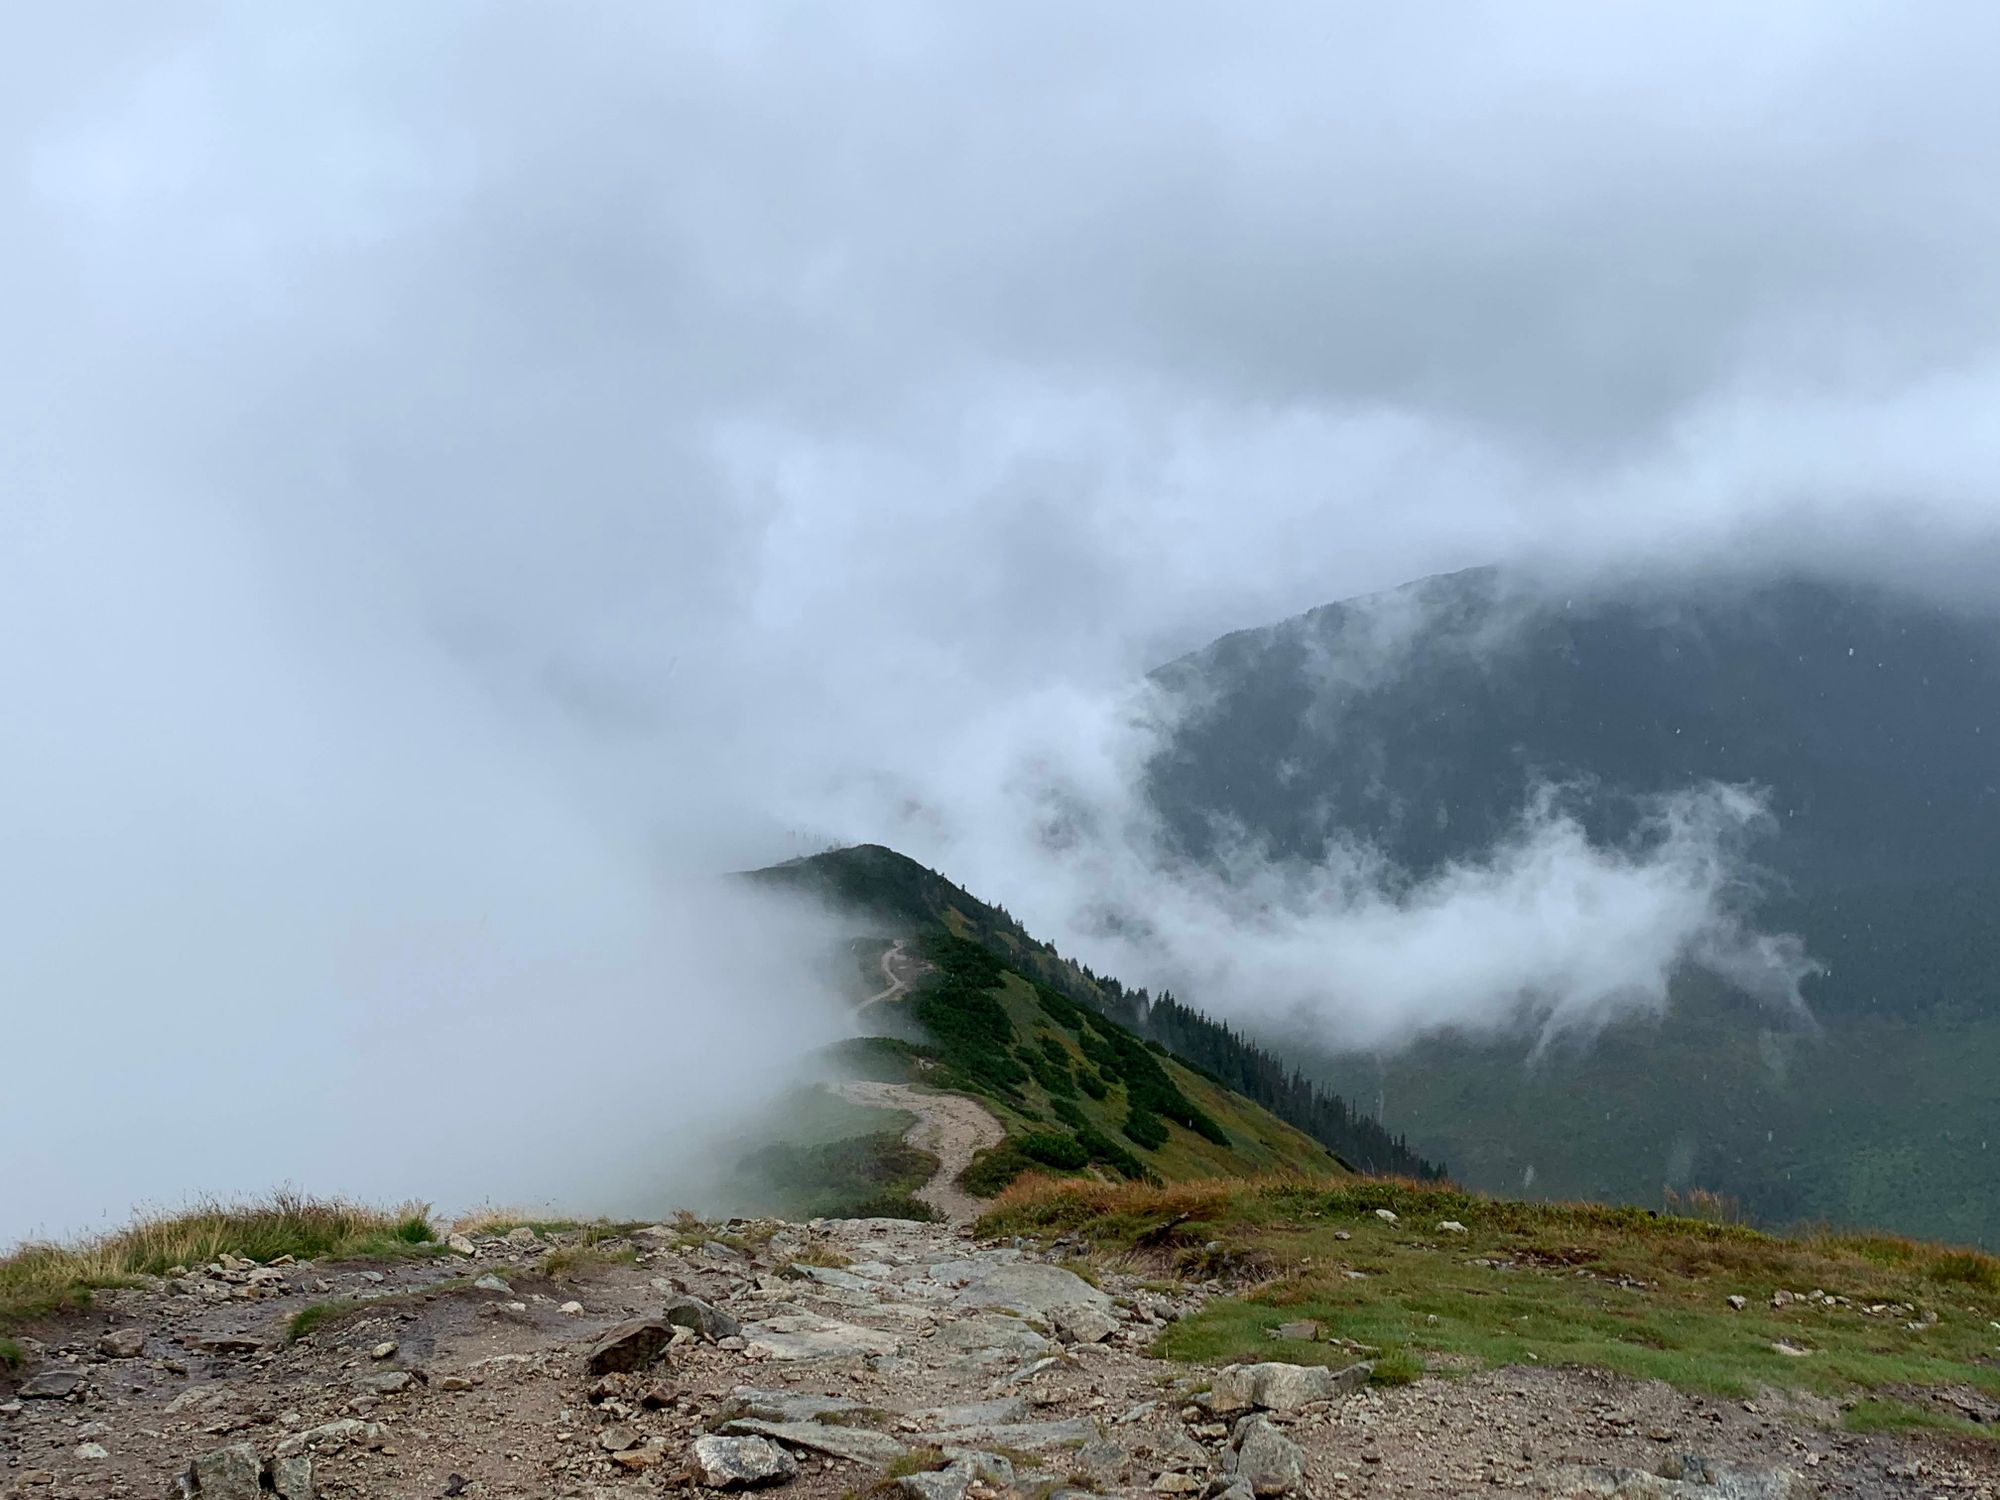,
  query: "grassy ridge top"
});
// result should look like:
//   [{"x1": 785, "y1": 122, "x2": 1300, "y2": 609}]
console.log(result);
[
  {"x1": 754, "y1": 843, "x2": 1440, "y2": 1178},
  {"x1": 848, "y1": 929, "x2": 1346, "y2": 1195},
  {"x1": 982, "y1": 1175, "x2": 2000, "y2": 1435}
]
